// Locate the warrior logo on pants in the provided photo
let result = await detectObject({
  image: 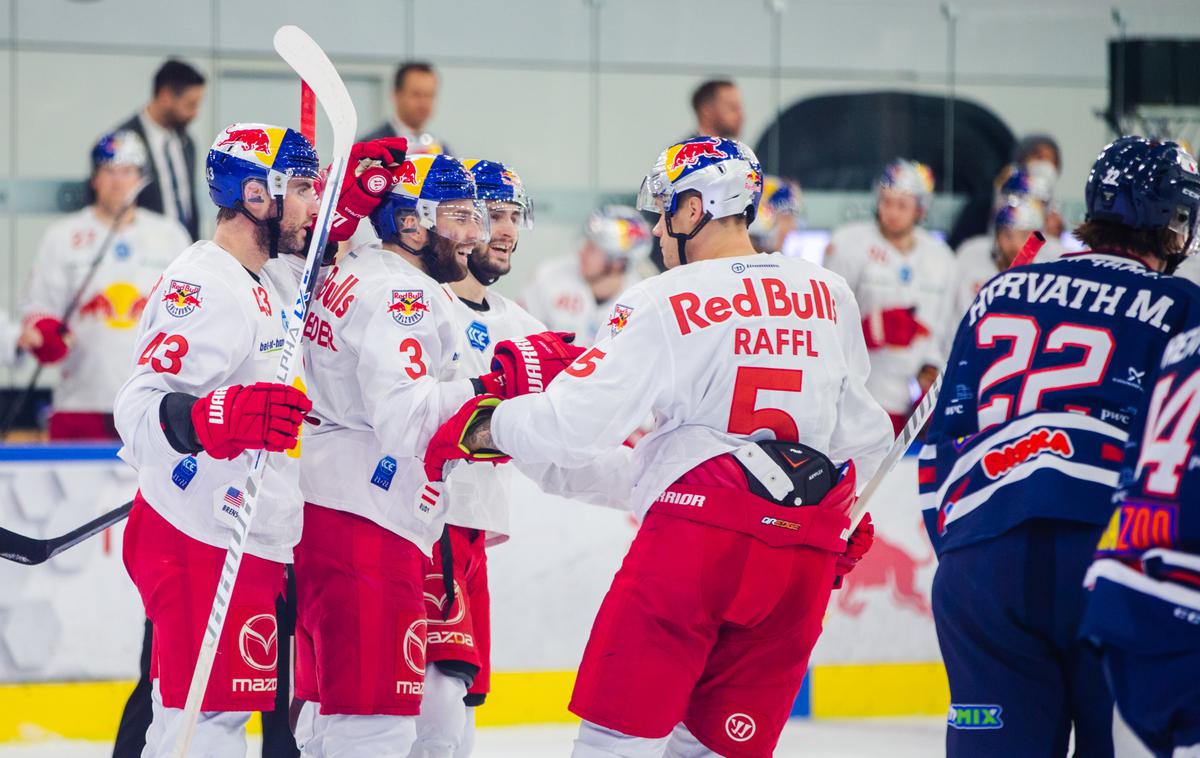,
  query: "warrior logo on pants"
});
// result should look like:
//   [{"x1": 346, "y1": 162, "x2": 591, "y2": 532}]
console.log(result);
[{"x1": 725, "y1": 713, "x2": 756, "y2": 743}]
